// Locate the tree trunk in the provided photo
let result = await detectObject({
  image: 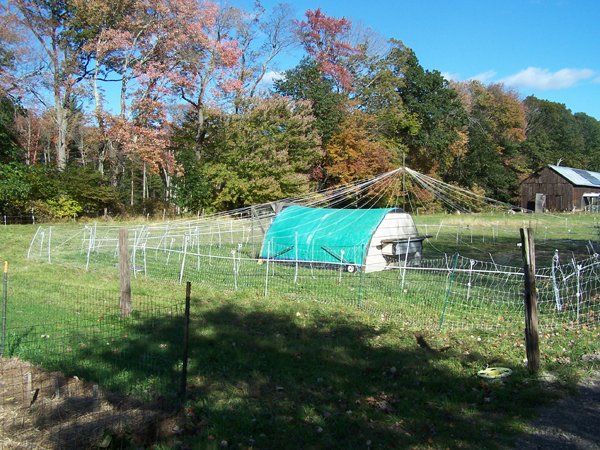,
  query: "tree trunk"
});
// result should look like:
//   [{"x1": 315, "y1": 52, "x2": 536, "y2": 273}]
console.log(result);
[
  {"x1": 25, "y1": 114, "x2": 32, "y2": 165},
  {"x1": 162, "y1": 166, "x2": 171, "y2": 202},
  {"x1": 55, "y1": 99, "x2": 68, "y2": 170},
  {"x1": 120, "y1": 75, "x2": 129, "y2": 120},
  {"x1": 93, "y1": 63, "x2": 106, "y2": 176},
  {"x1": 108, "y1": 140, "x2": 118, "y2": 186},
  {"x1": 130, "y1": 165, "x2": 135, "y2": 208},
  {"x1": 142, "y1": 162, "x2": 147, "y2": 201},
  {"x1": 98, "y1": 150, "x2": 104, "y2": 176},
  {"x1": 194, "y1": 104, "x2": 204, "y2": 160}
]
